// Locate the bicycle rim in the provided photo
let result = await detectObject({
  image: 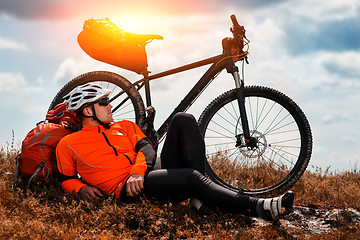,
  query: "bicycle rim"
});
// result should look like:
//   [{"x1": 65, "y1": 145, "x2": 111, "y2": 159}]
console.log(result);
[
  {"x1": 49, "y1": 71, "x2": 146, "y2": 126},
  {"x1": 199, "y1": 86, "x2": 312, "y2": 197}
]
